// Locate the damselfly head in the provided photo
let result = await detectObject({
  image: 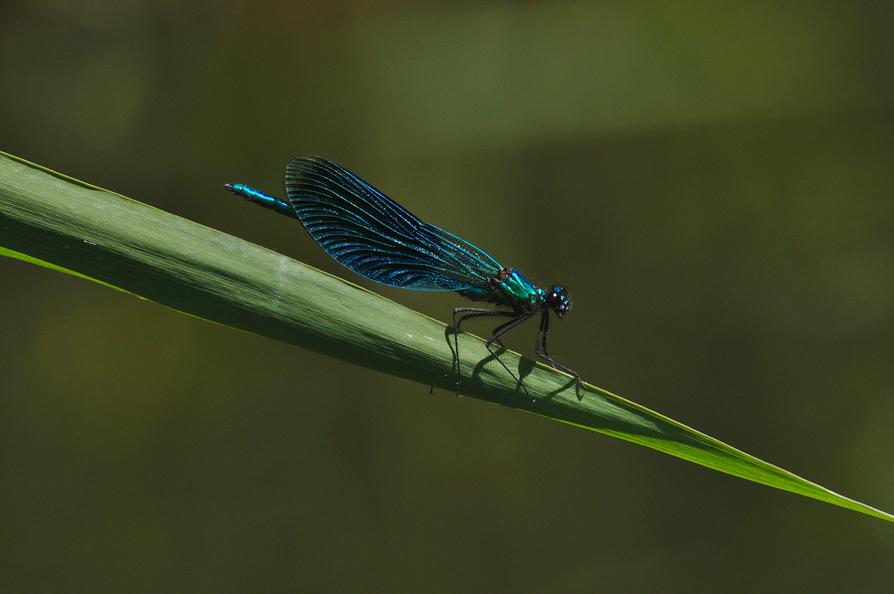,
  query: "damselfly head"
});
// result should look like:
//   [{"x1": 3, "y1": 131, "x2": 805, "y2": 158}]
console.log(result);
[{"x1": 546, "y1": 285, "x2": 572, "y2": 318}]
